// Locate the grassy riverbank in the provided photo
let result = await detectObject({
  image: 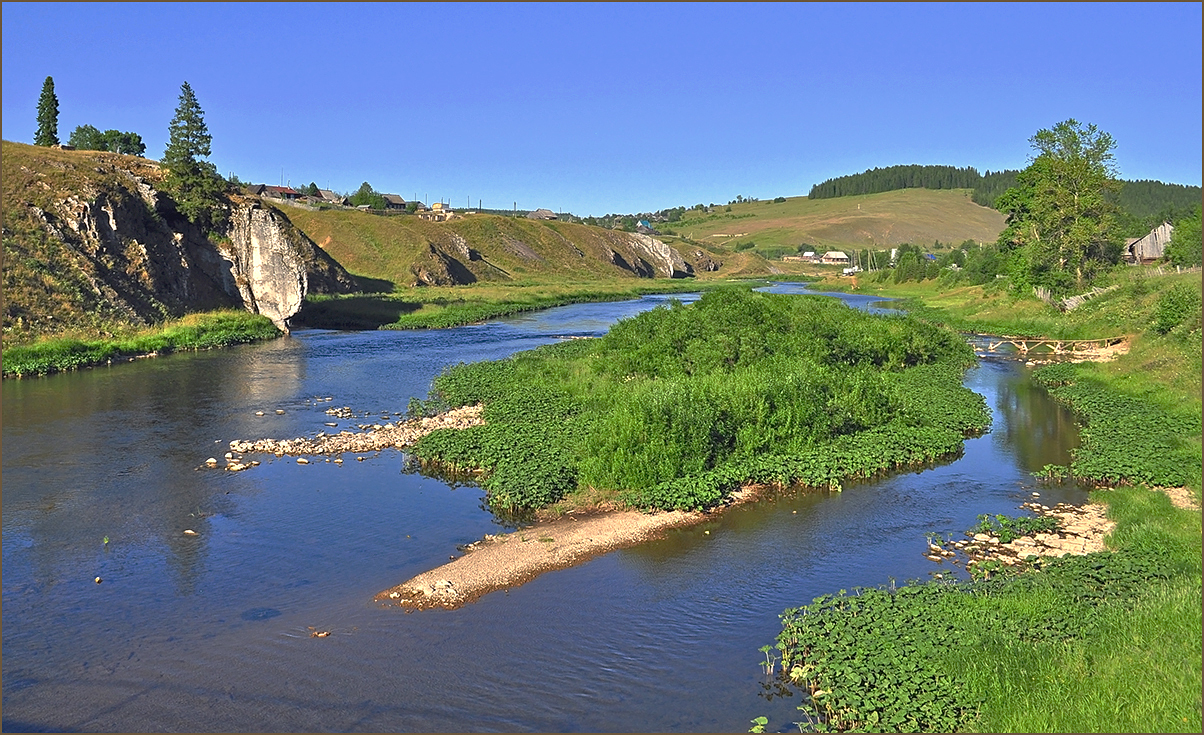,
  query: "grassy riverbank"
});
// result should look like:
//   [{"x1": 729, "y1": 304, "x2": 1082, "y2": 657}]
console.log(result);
[
  {"x1": 1, "y1": 310, "x2": 281, "y2": 378},
  {"x1": 292, "y1": 279, "x2": 757, "y2": 330},
  {"x1": 759, "y1": 268, "x2": 1202, "y2": 733},
  {"x1": 411, "y1": 287, "x2": 989, "y2": 517}
]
